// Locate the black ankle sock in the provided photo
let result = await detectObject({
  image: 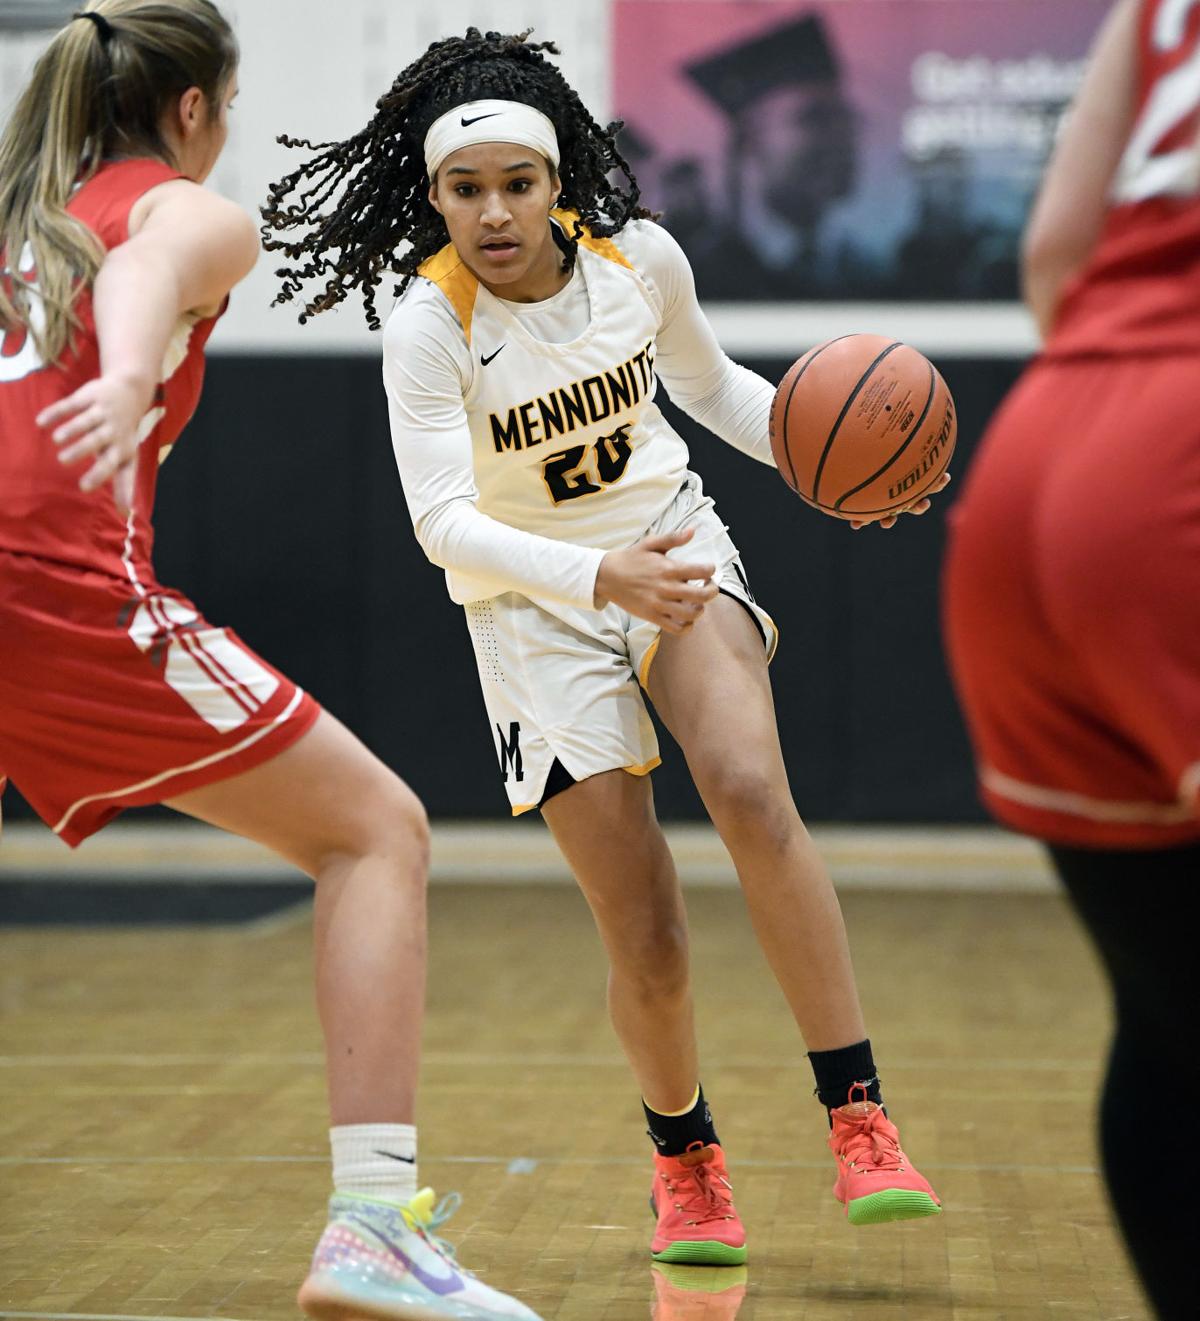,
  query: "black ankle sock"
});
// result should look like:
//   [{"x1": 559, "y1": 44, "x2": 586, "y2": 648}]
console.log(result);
[
  {"x1": 643, "y1": 1084, "x2": 719, "y2": 1157},
  {"x1": 808, "y1": 1039, "x2": 883, "y2": 1111}
]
